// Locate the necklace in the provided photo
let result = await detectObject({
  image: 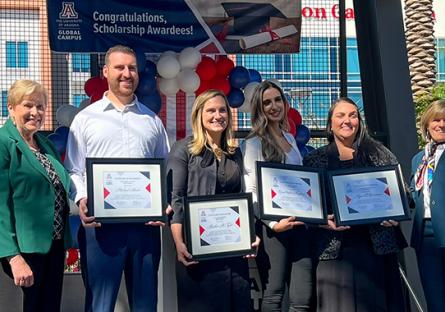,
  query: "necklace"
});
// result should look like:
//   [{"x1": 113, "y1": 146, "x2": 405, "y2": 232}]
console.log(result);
[{"x1": 213, "y1": 146, "x2": 223, "y2": 161}]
